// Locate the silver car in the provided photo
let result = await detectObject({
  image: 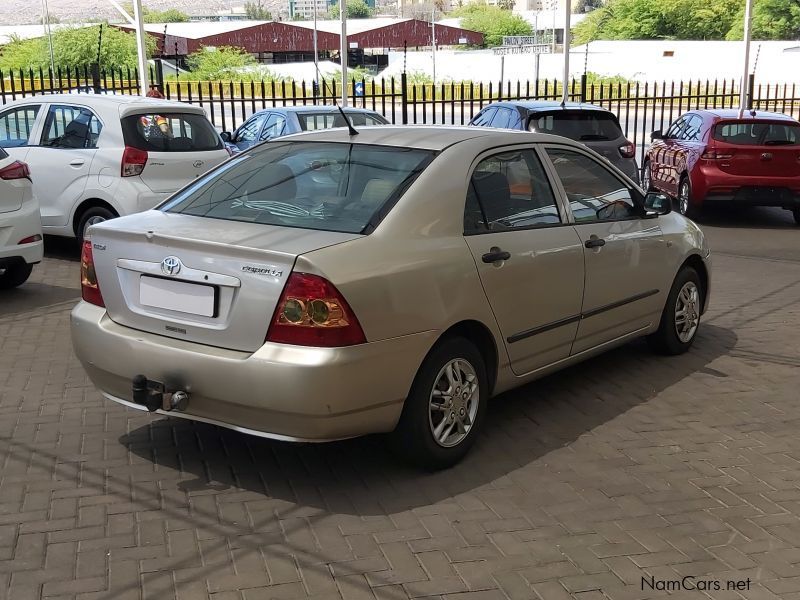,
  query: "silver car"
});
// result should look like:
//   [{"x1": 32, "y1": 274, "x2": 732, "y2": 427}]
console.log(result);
[{"x1": 71, "y1": 126, "x2": 711, "y2": 468}]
